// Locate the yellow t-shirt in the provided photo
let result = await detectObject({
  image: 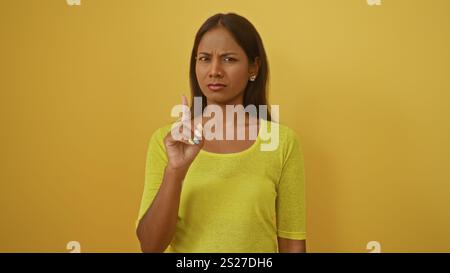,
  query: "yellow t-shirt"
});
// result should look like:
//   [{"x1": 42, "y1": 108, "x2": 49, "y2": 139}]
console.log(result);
[{"x1": 136, "y1": 118, "x2": 306, "y2": 252}]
